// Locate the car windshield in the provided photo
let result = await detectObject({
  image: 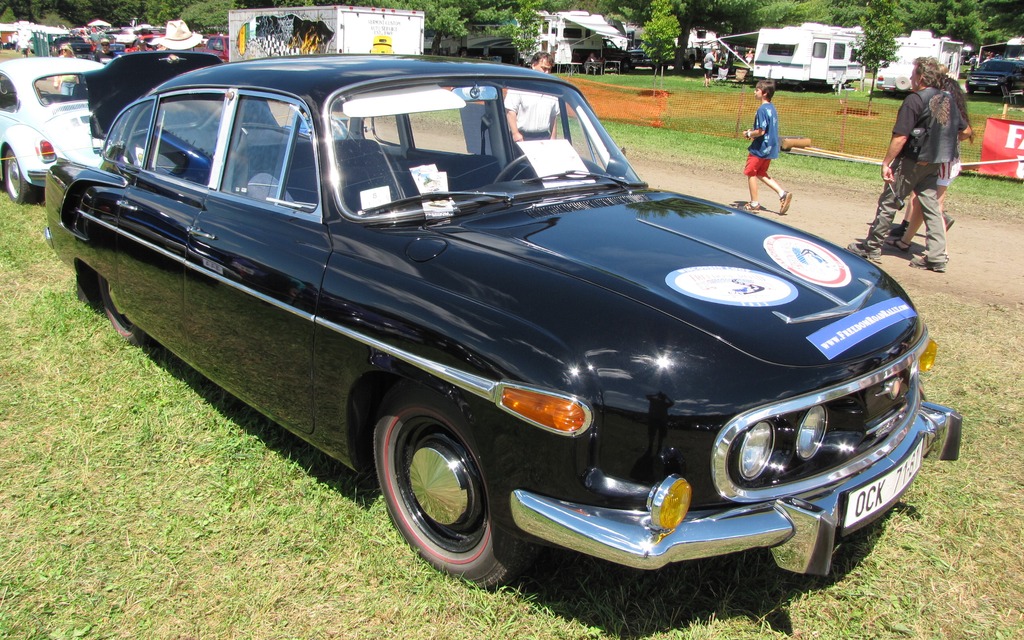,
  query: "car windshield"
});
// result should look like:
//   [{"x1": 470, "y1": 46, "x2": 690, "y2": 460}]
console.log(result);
[
  {"x1": 35, "y1": 75, "x2": 89, "y2": 105},
  {"x1": 328, "y1": 78, "x2": 643, "y2": 222}
]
